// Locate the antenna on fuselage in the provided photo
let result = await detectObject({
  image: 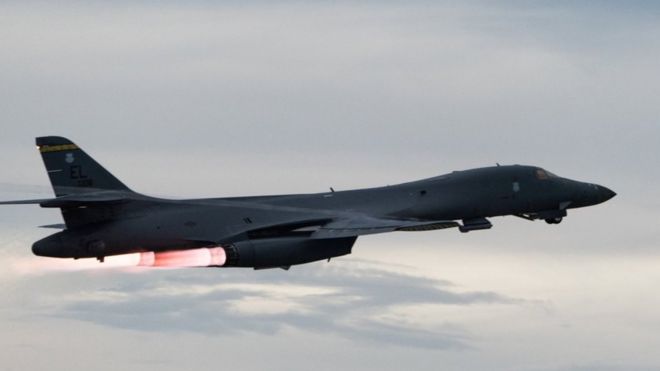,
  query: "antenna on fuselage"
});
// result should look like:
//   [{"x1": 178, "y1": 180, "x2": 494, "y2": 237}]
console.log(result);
[{"x1": 329, "y1": 187, "x2": 335, "y2": 193}]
